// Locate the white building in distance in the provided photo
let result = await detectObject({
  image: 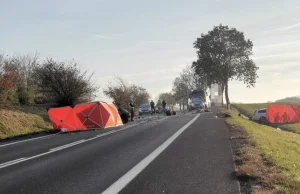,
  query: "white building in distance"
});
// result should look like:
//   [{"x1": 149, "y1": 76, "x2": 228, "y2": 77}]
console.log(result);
[{"x1": 210, "y1": 84, "x2": 223, "y2": 106}]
